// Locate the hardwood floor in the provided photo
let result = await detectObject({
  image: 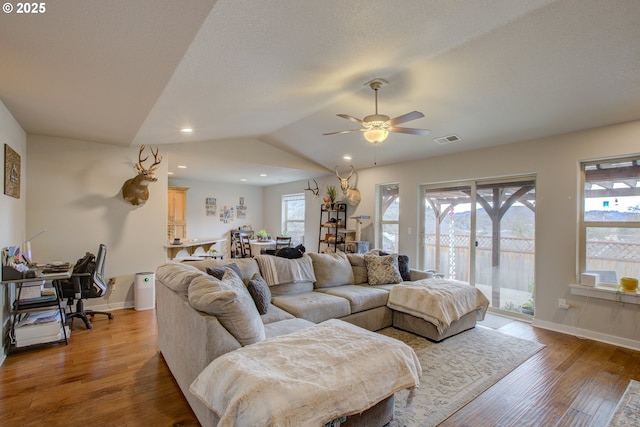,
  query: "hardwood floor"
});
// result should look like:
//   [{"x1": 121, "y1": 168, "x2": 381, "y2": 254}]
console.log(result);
[{"x1": 1, "y1": 309, "x2": 638, "y2": 427}]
